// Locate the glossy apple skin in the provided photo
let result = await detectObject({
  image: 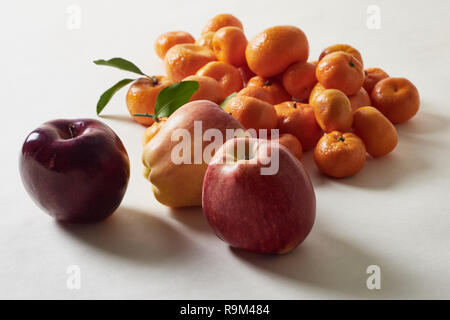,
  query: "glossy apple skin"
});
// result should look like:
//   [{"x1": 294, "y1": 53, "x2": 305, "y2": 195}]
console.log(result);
[
  {"x1": 202, "y1": 138, "x2": 316, "y2": 254},
  {"x1": 19, "y1": 119, "x2": 130, "y2": 223}
]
